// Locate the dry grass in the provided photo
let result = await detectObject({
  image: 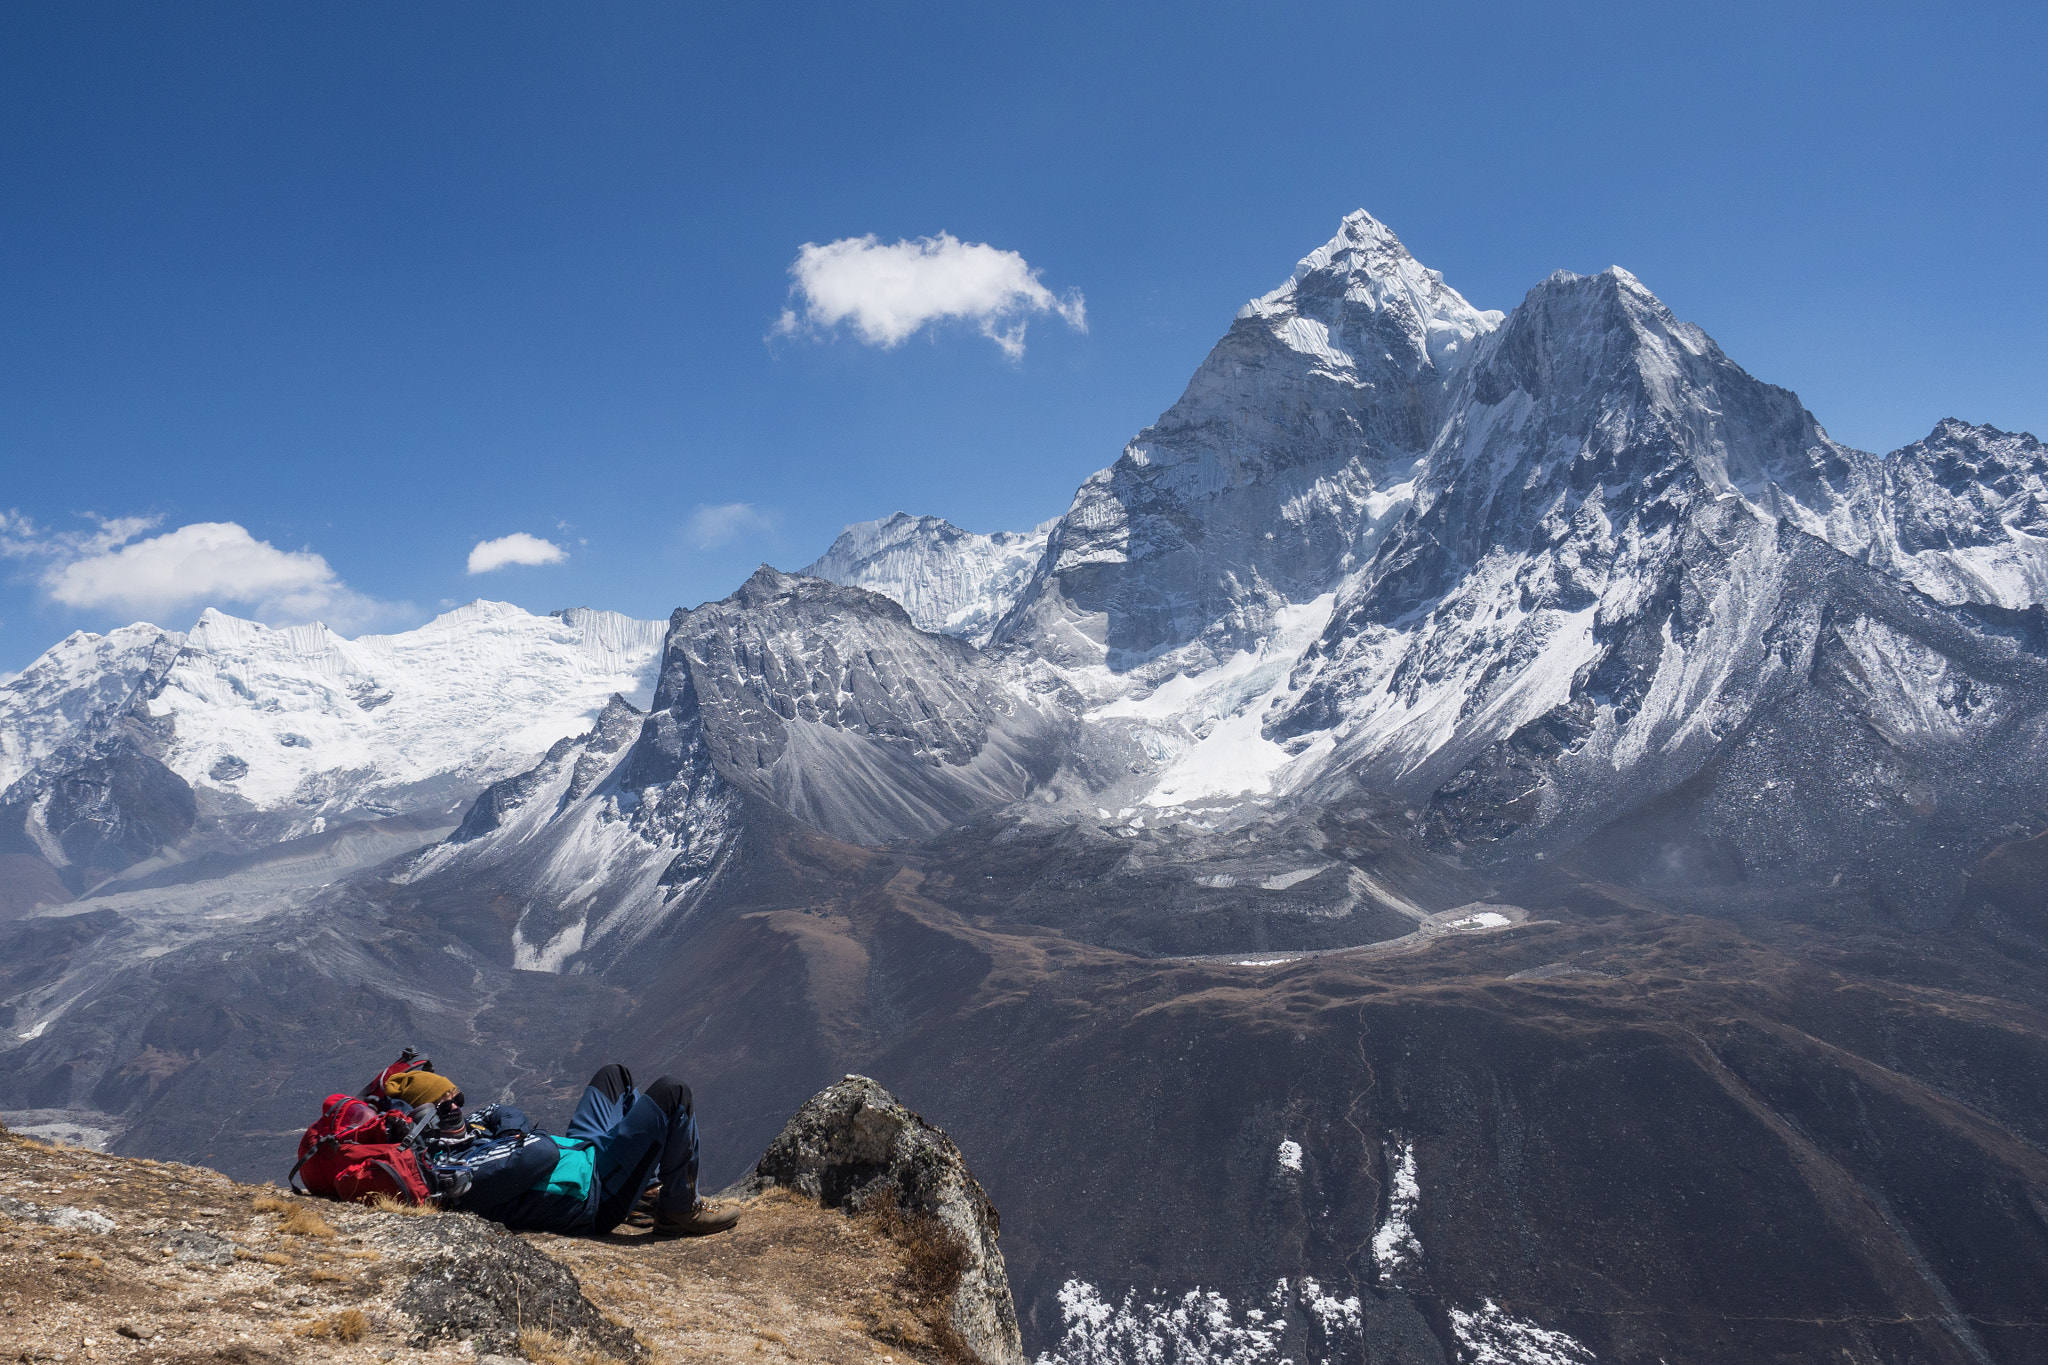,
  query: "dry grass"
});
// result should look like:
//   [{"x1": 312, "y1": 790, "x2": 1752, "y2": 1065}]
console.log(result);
[
  {"x1": 368, "y1": 1191, "x2": 439, "y2": 1215},
  {"x1": 305, "y1": 1267, "x2": 347, "y2": 1283},
  {"x1": 858, "y1": 1201, "x2": 972, "y2": 1364},
  {"x1": 516, "y1": 1327, "x2": 630, "y2": 1365},
  {"x1": 55, "y1": 1249, "x2": 105, "y2": 1269},
  {"x1": 252, "y1": 1192, "x2": 341, "y2": 1237},
  {"x1": 281, "y1": 1204, "x2": 338, "y2": 1238},
  {"x1": 296, "y1": 1308, "x2": 369, "y2": 1343}
]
